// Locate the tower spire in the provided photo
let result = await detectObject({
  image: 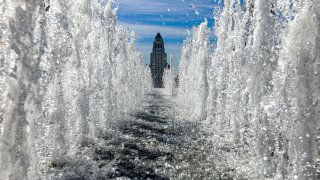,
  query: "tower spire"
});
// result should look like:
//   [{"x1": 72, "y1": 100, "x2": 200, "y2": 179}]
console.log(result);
[{"x1": 150, "y1": 33, "x2": 167, "y2": 88}]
